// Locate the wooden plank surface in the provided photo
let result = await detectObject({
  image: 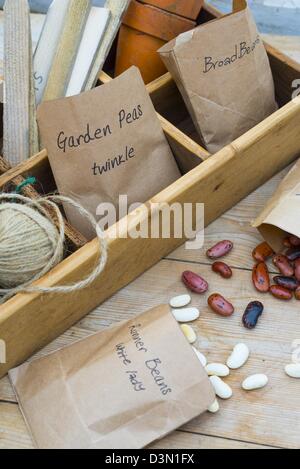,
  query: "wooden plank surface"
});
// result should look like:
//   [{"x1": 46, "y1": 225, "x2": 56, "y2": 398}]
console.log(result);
[{"x1": 1, "y1": 166, "x2": 300, "y2": 449}]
